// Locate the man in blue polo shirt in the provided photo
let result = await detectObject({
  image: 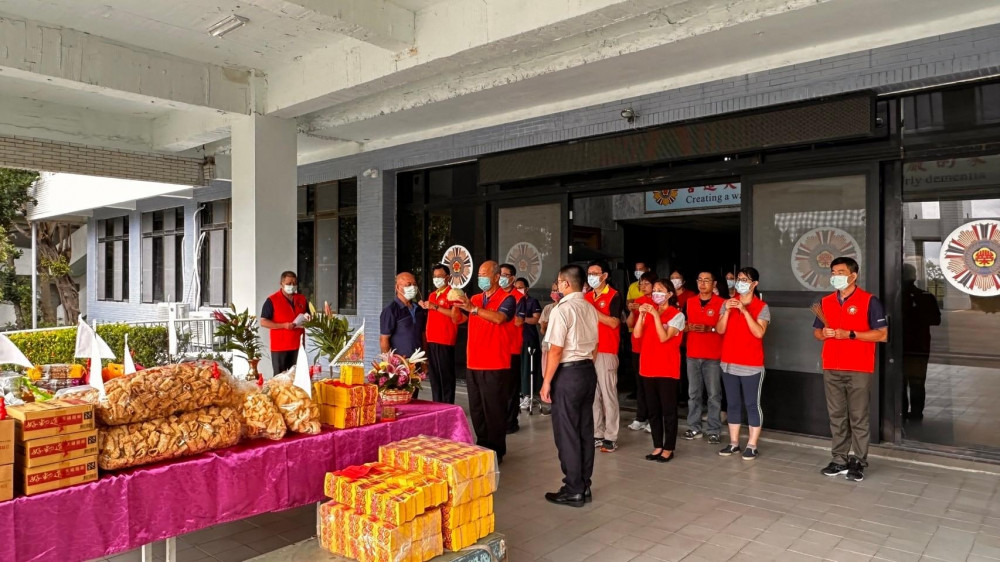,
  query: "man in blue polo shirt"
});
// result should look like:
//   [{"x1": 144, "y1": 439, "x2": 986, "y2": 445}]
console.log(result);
[{"x1": 380, "y1": 271, "x2": 427, "y2": 357}]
